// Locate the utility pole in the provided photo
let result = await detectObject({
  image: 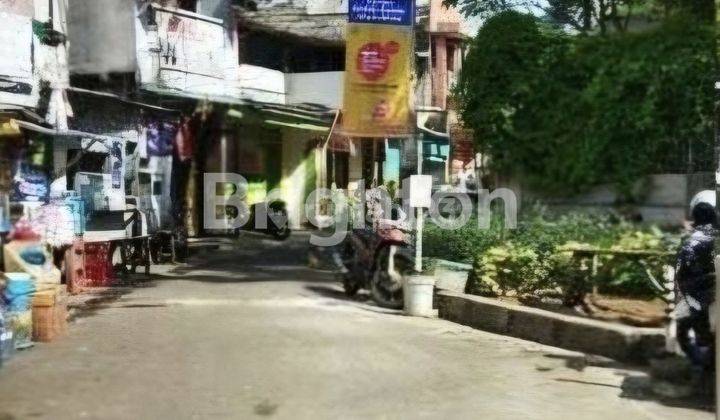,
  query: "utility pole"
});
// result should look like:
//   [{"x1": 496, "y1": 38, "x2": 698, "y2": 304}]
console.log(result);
[{"x1": 715, "y1": 1, "x2": 720, "y2": 417}]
